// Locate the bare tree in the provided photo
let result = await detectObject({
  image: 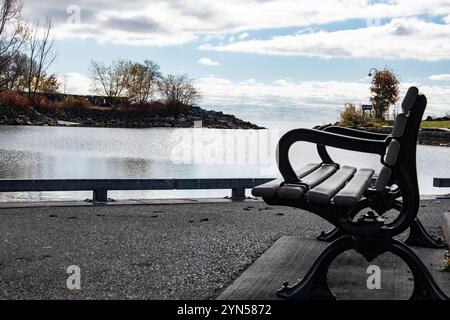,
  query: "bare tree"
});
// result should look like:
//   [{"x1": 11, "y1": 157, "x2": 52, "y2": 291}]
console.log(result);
[
  {"x1": 158, "y1": 74, "x2": 200, "y2": 106},
  {"x1": 25, "y1": 19, "x2": 57, "y2": 102},
  {"x1": 0, "y1": 50, "x2": 27, "y2": 89},
  {"x1": 0, "y1": 0, "x2": 27, "y2": 67},
  {"x1": 125, "y1": 60, "x2": 161, "y2": 104},
  {"x1": 0, "y1": 0, "x2": 28, "y2": 88},
  {"x1": 89, "y1": 59, "x2": 131, "y2": 98}
]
